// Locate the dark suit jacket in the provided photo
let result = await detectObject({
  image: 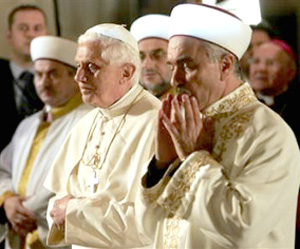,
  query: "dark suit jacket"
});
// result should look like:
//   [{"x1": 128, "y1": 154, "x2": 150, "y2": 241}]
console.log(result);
[{"x1": 0, "y1": 58, "x2": 43, "y2": 152}]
